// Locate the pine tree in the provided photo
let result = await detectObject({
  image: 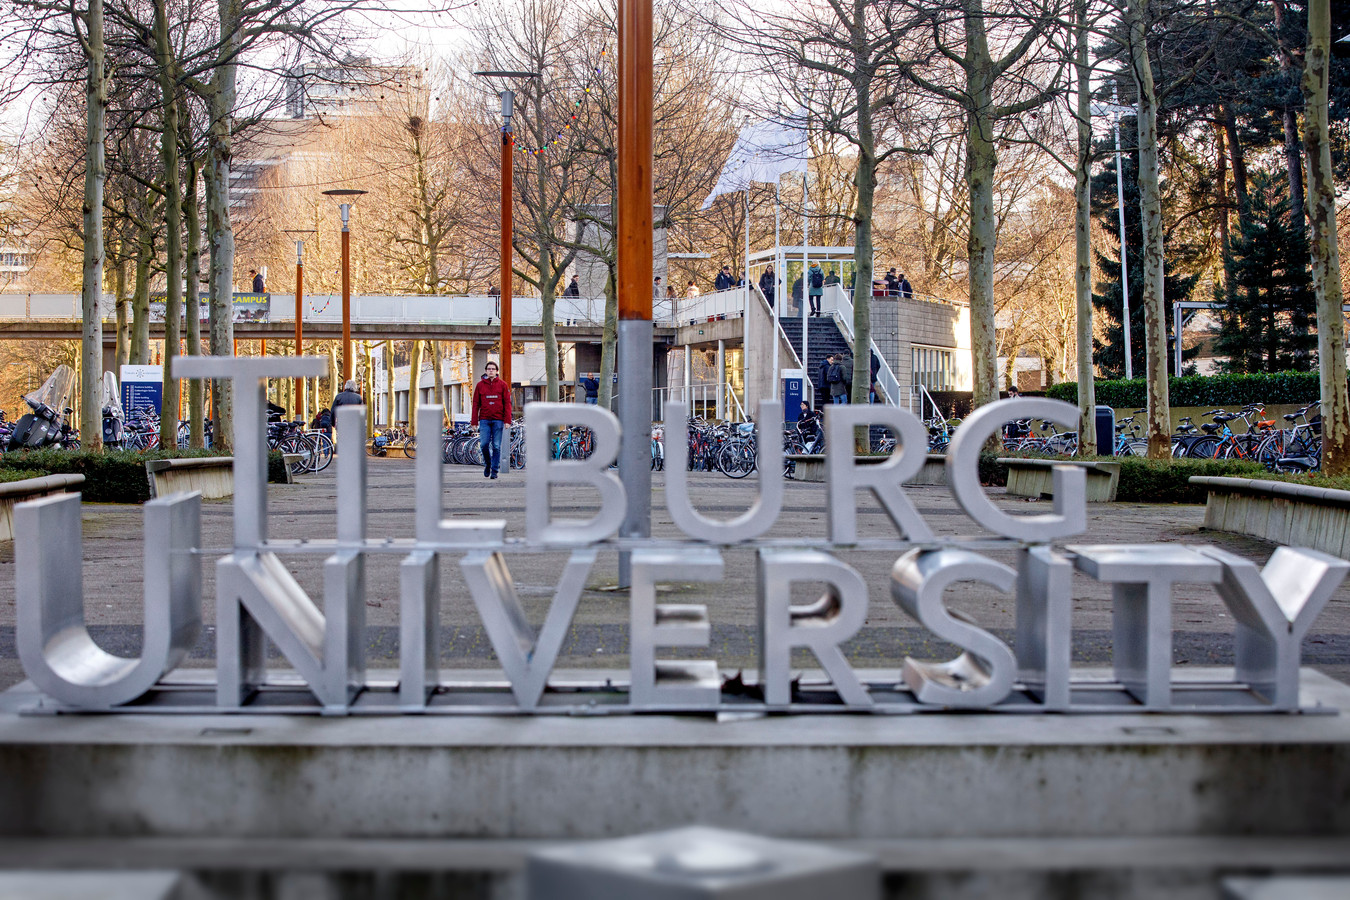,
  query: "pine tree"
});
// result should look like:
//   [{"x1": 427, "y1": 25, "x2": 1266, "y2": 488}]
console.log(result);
[
  {"x1": 1090, "y1": 134, "x2": 1200, "y2": 379},
  {"x1": 1214, "y1": 171, "x2": 1317, "y2": 373}
]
